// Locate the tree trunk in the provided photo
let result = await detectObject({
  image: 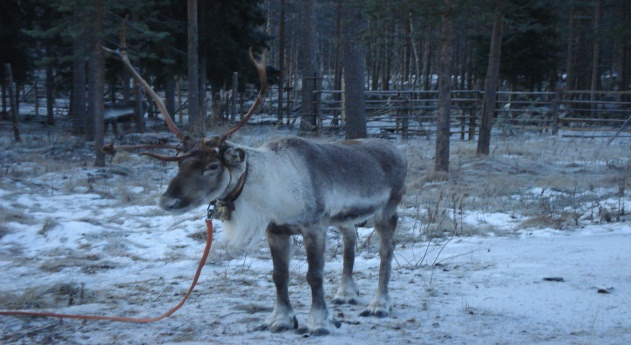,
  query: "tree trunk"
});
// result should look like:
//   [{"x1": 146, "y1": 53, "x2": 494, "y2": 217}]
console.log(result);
[
  {"x1": 299, "y1": 0, "x2": 320, "y2": 135},
  {"x1": 45, "y1": 65, "x2": 54, "y2": 125},
  {"x1": 34, "y1": 80, "x2": 38, "y2": 116},
  {"x1": 199, "y1": 45, "x2": 207, "y2": 133},
  {"x1": 45, "y1": 45, "x2": 55, "y2": 126},
  {"x1": 92, "y1": 0, "x2": 105, "y2": 167},
  {"x1": 422, "y1": 28, "x2": 432, "y2": 91},
  {"x1": 476, "y1": 0, "x2": 505, "y2": 156},
  {"x1": 565, "y1": 6, "x2": 575, "y2": 91},
  {"x1": 198, "y1": 0, "x2": 207, "y2": 132},
  {"x1": 85, "y1": 4, "x2": 97, "y2": 141},
  {"x1": 382, "y1": 24, "x2": 392, "y2": 91},
  {"x1": 278, "y1": 0, "x2": 286, "y2": 124},
  {"x1": 187, "y1": 0, "x2": 200, "y2": 136},
  {"x1": 177, "y1": 79, "x2": 183, "y2": 124},
  {"x1": 4, "y1": 64, "x2": 20, "y2": 141},
  {"x1": 342, "y1": 1, "x2": 367, "y2": 139},
  {"x1": 331, "y1": 0, "x2": 342, "y2": 127},
  {"x1": 231, "y1": 72, "x2": 238, "y2": 122},
  {"x1": 435, "y1": 0, "x2": 453, "y2": 173},
  {"x1": 620, "y1": 1, "x2": 631, "y2": 102},
  {"x1": 410, "y1": 17, "x2": 422, "y2": 89},
  {"x1": 134, "y1": 83, "x2": 145, "y2": 133},
  {"x1": 122, "y1": 76, "x2": 131, "y2": 102},
  {"x1": 71, "y1": 9, "x2": 87, "y2": 135},
  {"x1": 165, "y1": 76, "x2": 175, "y2": 116},
  {"x1": 1, "y1": 82, "x2": 6, "y2": 118},
  {"x1": 401, "y1": 12, "x2": 410, "y2": 88},
  {"x1": 590, "y1": 0, "x2": 601, "y2": 116}
]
